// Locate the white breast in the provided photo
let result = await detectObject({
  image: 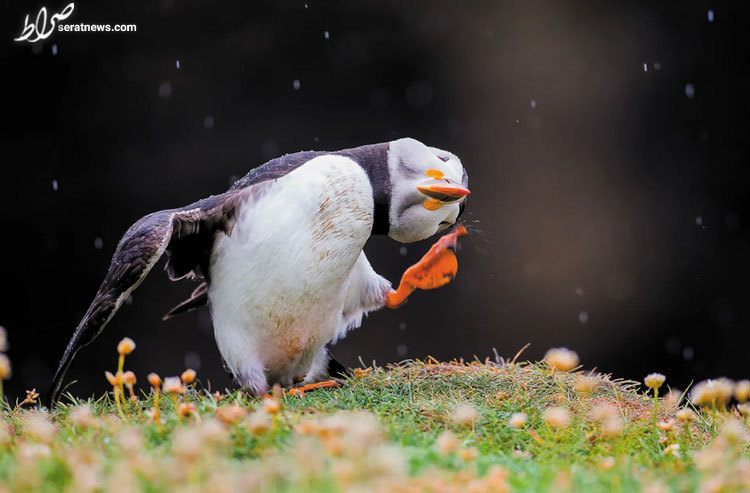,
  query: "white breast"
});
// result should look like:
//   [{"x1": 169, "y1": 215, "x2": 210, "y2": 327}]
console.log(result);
[{"x1": 208, "y1": 156, "x2": 374, "y2": 390}]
